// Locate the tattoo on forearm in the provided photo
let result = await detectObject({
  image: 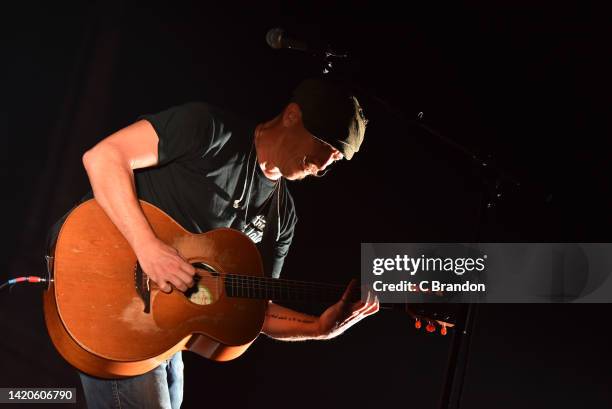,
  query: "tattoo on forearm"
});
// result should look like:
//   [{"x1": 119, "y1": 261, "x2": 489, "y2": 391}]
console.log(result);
[{"x1": 266, "y1": 313, "x2": 315, "y2": 324}]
